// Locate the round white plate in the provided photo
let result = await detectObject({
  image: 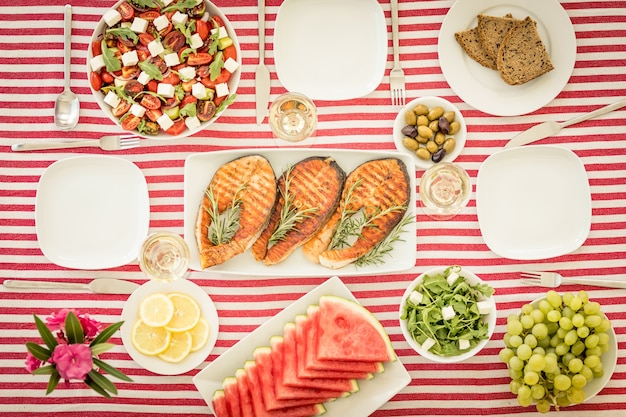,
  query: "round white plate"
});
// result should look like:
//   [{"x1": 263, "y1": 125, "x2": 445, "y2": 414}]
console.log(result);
[
  {"x1": 121, "y1": 279, "x2": 219, "y2": 375},
  {"x1": 274, "y1": 0, "x2": 387, "y2": 100},
  {"x1": 438, "y1": 0, "x2": 576, "y2": 116},
  {"x1": 35, "y1": 156, "x2": 149, "y2": 269},
  {"x1": 476, "y1": 146, "x2": 591, "y2": 260}
]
